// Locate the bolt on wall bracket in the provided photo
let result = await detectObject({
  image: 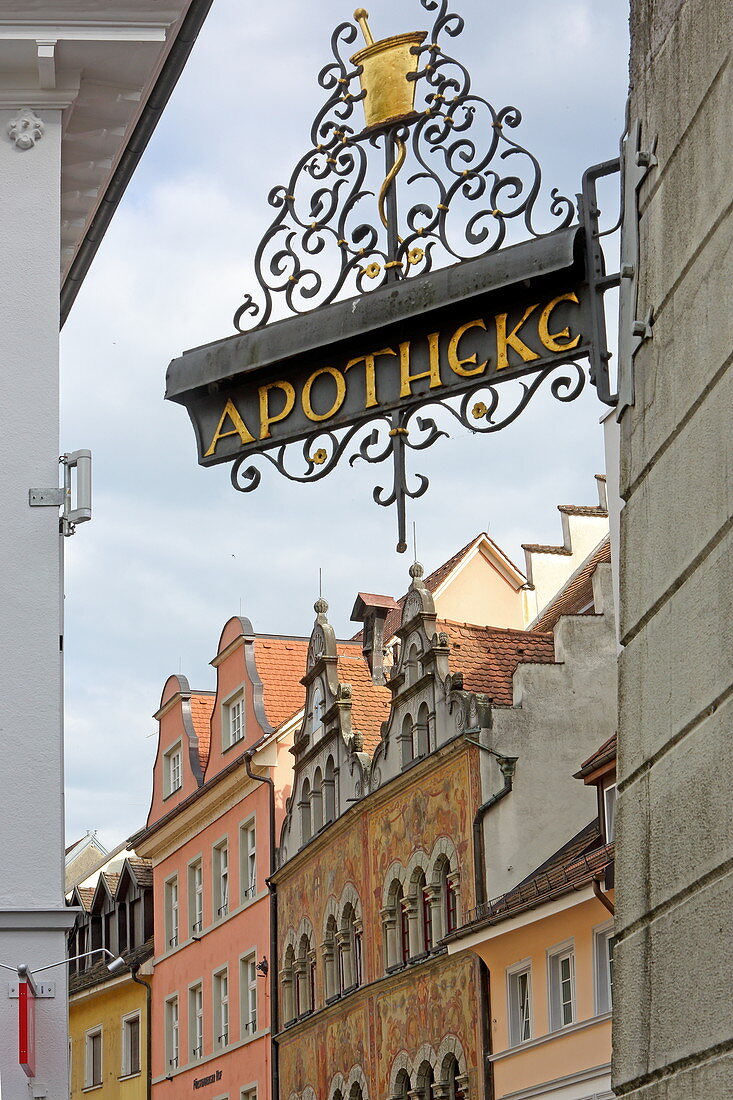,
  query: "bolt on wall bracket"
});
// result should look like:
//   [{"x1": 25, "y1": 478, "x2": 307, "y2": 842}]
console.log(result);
[{"x1": 29, "y1": 449, "x2": 92, "y2": 537}]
